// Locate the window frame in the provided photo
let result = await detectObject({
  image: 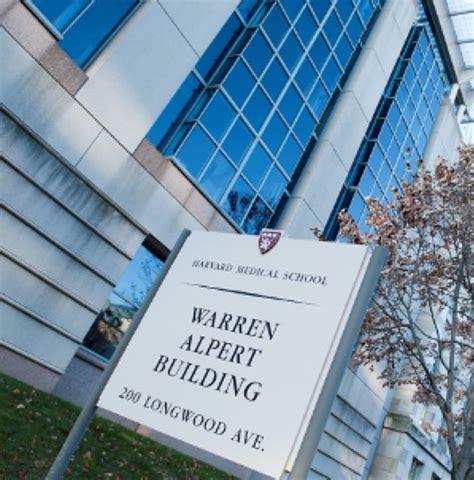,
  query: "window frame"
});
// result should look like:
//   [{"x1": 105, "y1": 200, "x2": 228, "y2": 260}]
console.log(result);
[{"x1": 23, "y1": 0, "x2": 144, "y2": 69}]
